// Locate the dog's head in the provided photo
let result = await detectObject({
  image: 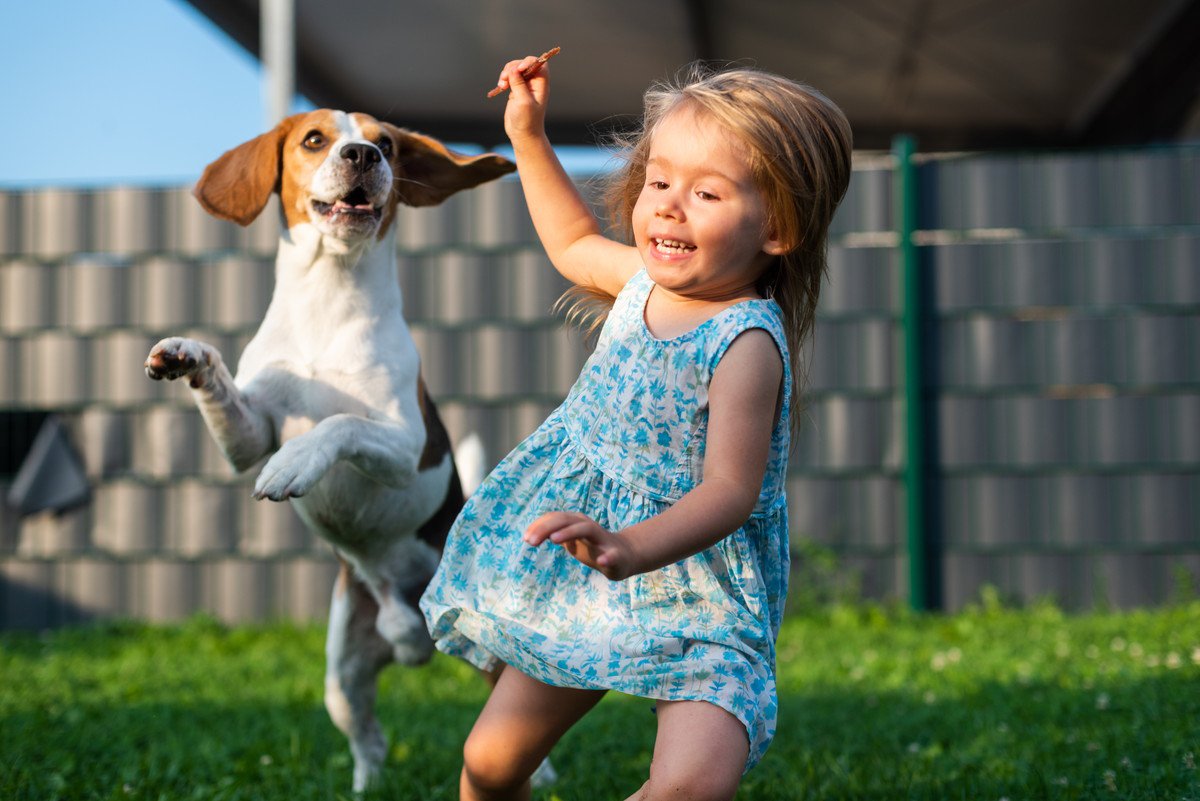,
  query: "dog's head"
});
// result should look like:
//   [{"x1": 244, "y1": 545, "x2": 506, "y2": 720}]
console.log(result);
[{"x1": 193, "y1": 109, "x2": 515, "y2": 240}]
